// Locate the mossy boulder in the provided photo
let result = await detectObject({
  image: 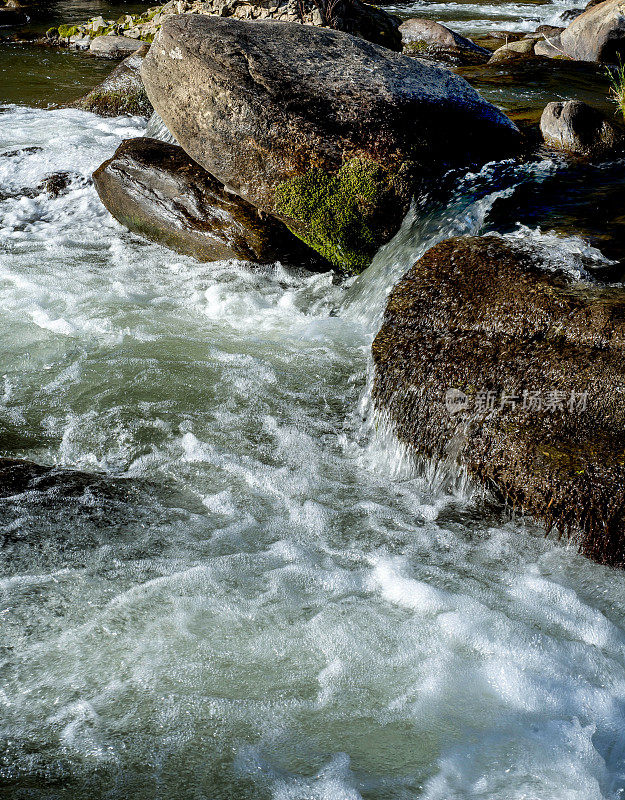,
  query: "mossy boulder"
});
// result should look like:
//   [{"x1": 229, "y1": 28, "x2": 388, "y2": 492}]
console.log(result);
[
  {"x1": 74, "y1": 46, "x2": 153, "y2": 117},
  {"x1": 372, "y1": 235, "x2": 625, "y2": 568},
  {"x1": 93, "y1": 137, "x2": 330, "y2": 268},
  {"x1": 141, "y1": 16, "x2": 521, "y2": 272}
]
